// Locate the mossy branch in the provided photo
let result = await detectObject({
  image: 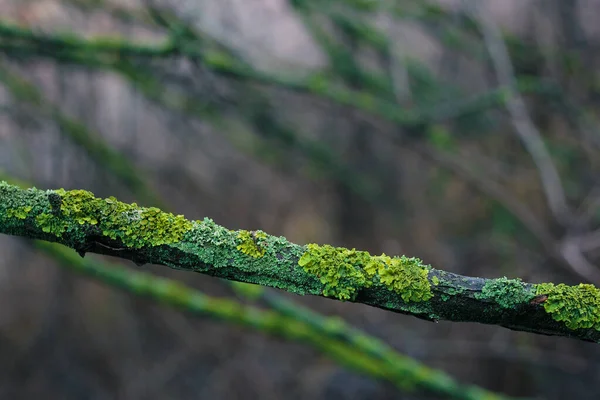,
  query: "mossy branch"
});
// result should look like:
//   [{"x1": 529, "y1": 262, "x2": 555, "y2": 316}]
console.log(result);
[
  {"x1": 0, "y1": 166, "x2": 510, "y2": 399},
  {"x1": 0, "y1": 19, "x2": 562, "y2": 129},
  {"x1": 34, "y1": 241, "x2": 512, "y2": 400},
  {"x1": 2, "y1": 181, "x2": 600, "y2": 343}
]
